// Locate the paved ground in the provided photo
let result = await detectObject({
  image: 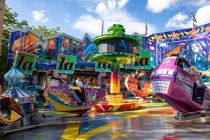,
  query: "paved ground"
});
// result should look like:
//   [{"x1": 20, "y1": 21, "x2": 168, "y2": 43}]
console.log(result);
[{"x1": 1, "y1": 102, "x2": 210, "y2": 140}]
